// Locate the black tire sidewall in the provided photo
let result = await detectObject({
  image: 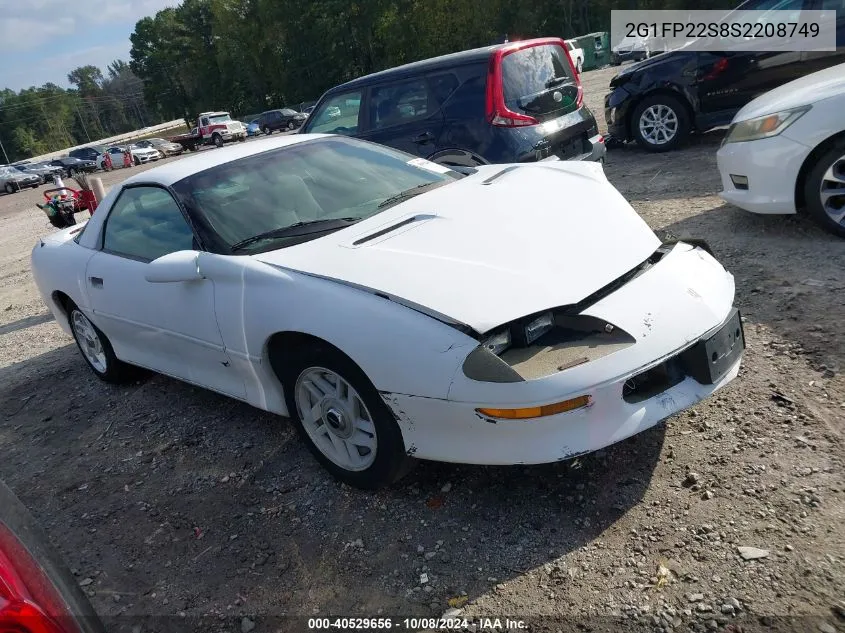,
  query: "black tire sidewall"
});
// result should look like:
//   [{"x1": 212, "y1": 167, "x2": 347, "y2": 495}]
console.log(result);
[
  {"x1": 281, "y1": 346, "x2": 410, "y2": 489},
  {"x1": 632, "y1": 94, "x2": 690, "y2": 152},
  {"x1": 804, "y1": 141, "x2": 845, "y2": 238}
]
